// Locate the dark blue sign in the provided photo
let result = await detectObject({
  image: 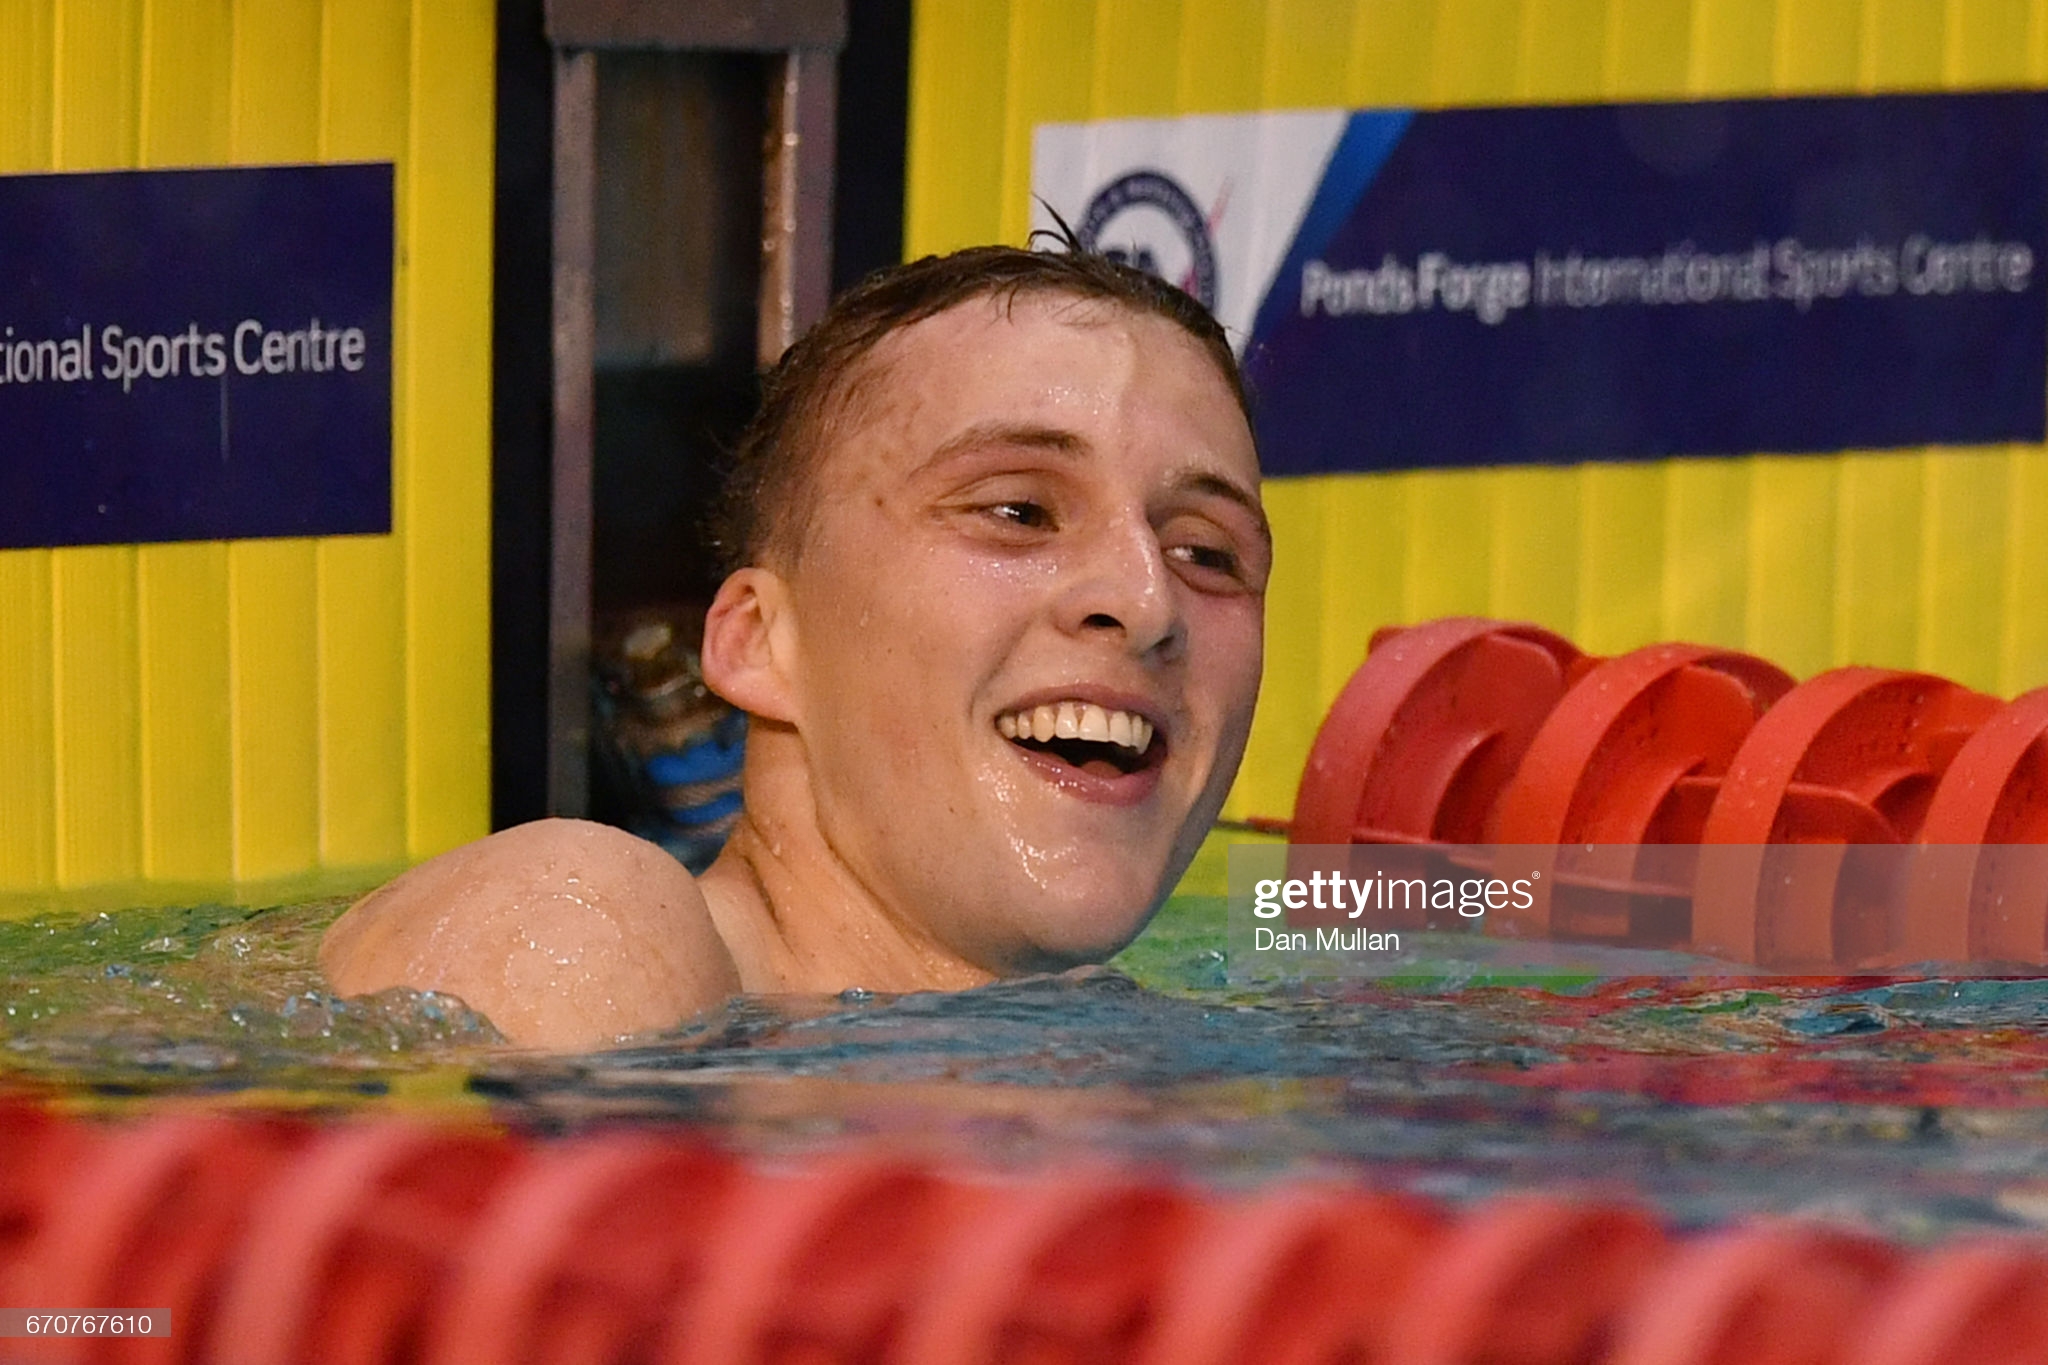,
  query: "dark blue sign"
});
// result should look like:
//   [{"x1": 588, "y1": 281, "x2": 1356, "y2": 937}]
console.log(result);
[
  {"x1": 0, "y1": 163, "x2": 393, "y2": 548},
  {"x1": 1242, "y1": 92, "x2": 2048, "y2": 474}
]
